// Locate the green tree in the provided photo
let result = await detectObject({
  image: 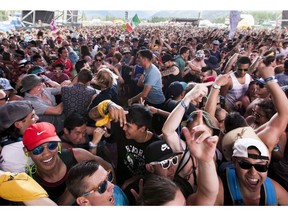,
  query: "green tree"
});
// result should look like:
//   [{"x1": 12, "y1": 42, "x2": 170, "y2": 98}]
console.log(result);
[
  {"x1": 104, "y1": 15, "x2": 115, "y2": 21},
  {"x1": 0, "y1": 11, "x2": 8, "y2": 21},
  {"x1": 212, "y1": 17, "x2": 225, "y2": 24},
  {"x1": 150, "y1": 16, "x2": 170, "y2": 23},
  {"x1": 242, "y1": 11, "x2": 281, "y2": 25}
]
